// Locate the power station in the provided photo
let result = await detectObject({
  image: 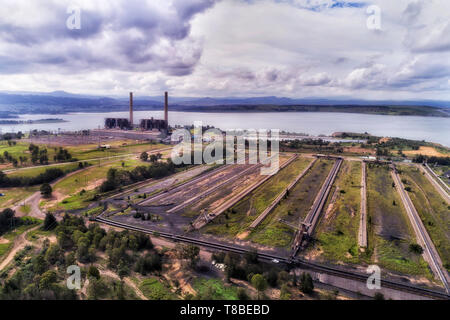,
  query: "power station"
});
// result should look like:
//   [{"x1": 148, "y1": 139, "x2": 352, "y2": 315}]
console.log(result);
[{"x1": 104, "y1": 91, "x2": 169, "y2": 133}]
